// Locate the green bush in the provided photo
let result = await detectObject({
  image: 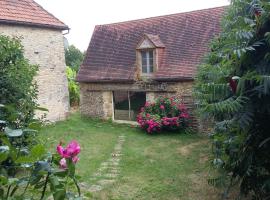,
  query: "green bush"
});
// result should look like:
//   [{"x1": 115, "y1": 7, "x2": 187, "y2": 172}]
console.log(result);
[
  {"x1": 194, "y1": 1, "x2": 270, "y2": 199},
  {"x1": 0, "y1": 35, "x2": 38, "y2": 128},
  {"x1": 66, "y1": 66, "x2": 80, "y2": 106}
]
